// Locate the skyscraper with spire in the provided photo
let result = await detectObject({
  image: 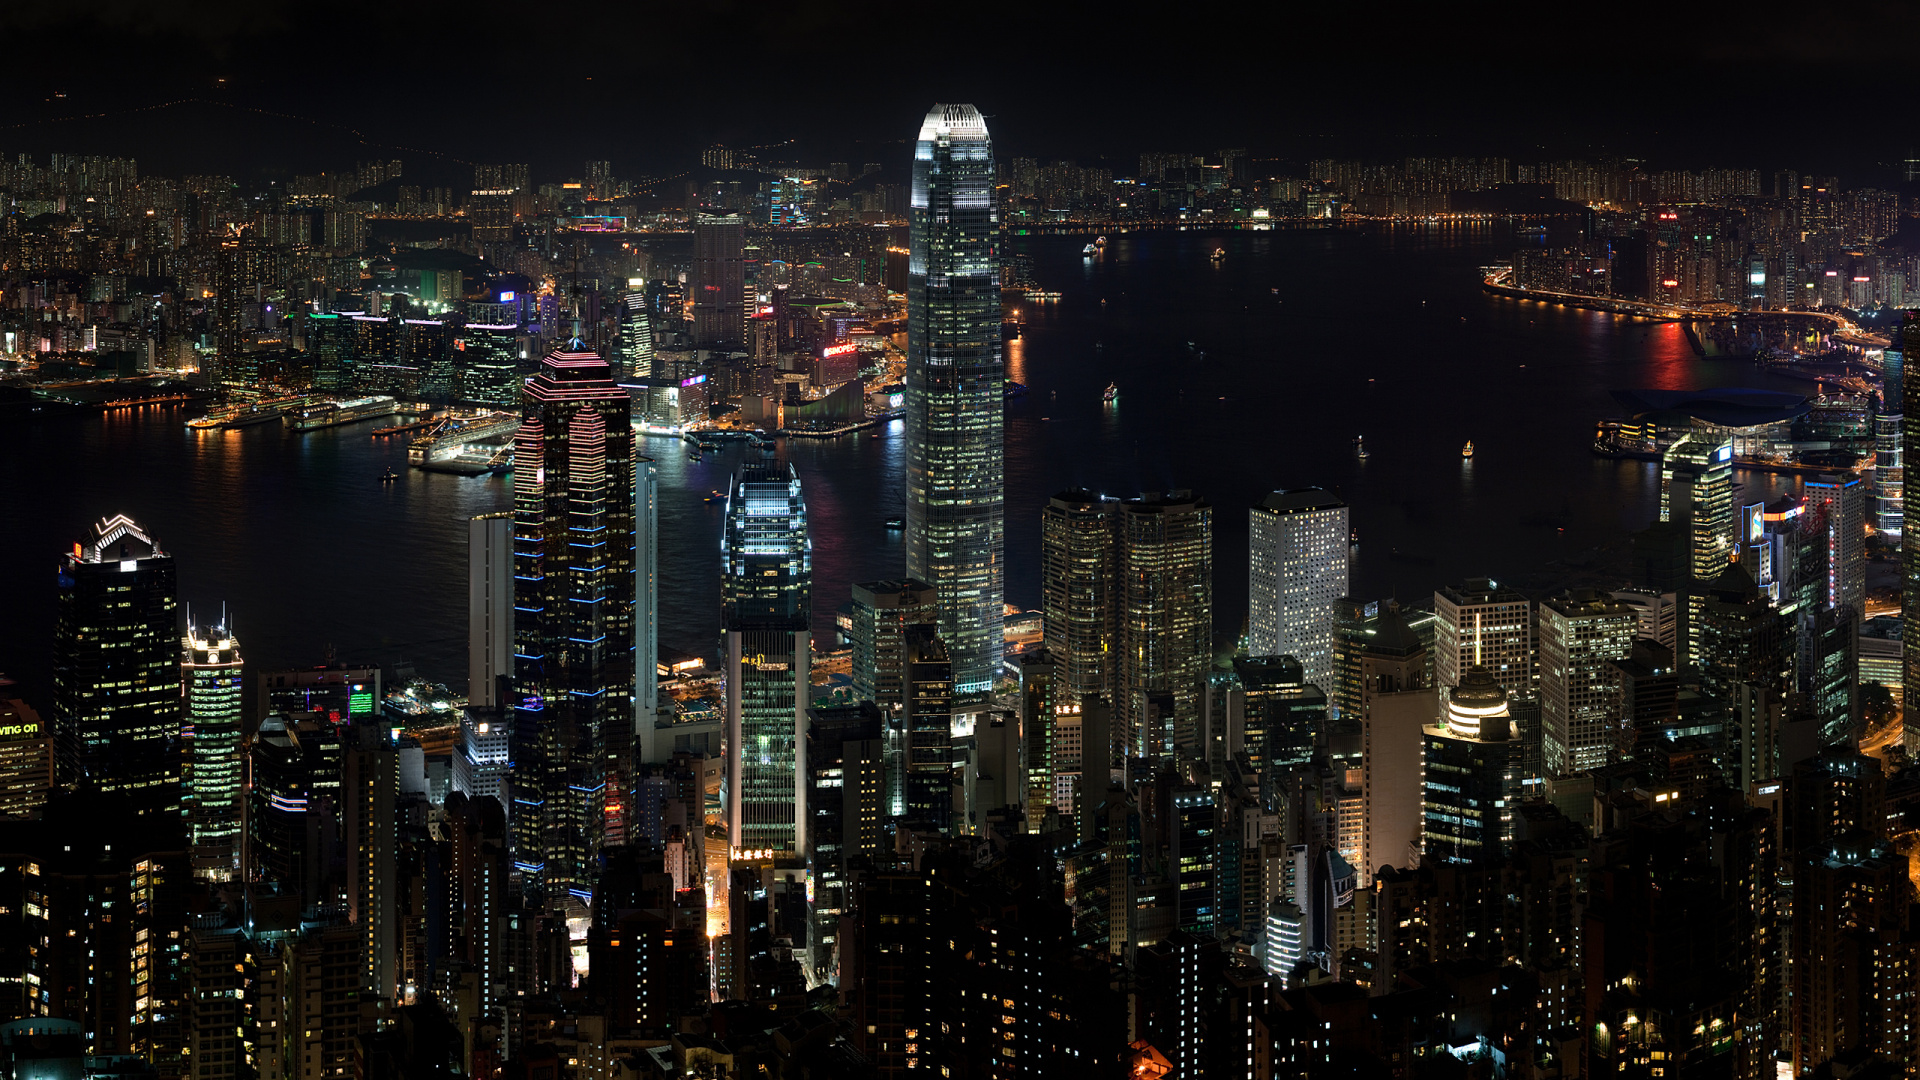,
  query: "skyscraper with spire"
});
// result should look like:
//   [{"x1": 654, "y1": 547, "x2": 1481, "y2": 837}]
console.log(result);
[
  {"x1": 511, "y1": 341, "x2": 637, "y2": 904},
  {"x1": 905, "y1": 103, "x2": 1003, "y2": 697}
]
